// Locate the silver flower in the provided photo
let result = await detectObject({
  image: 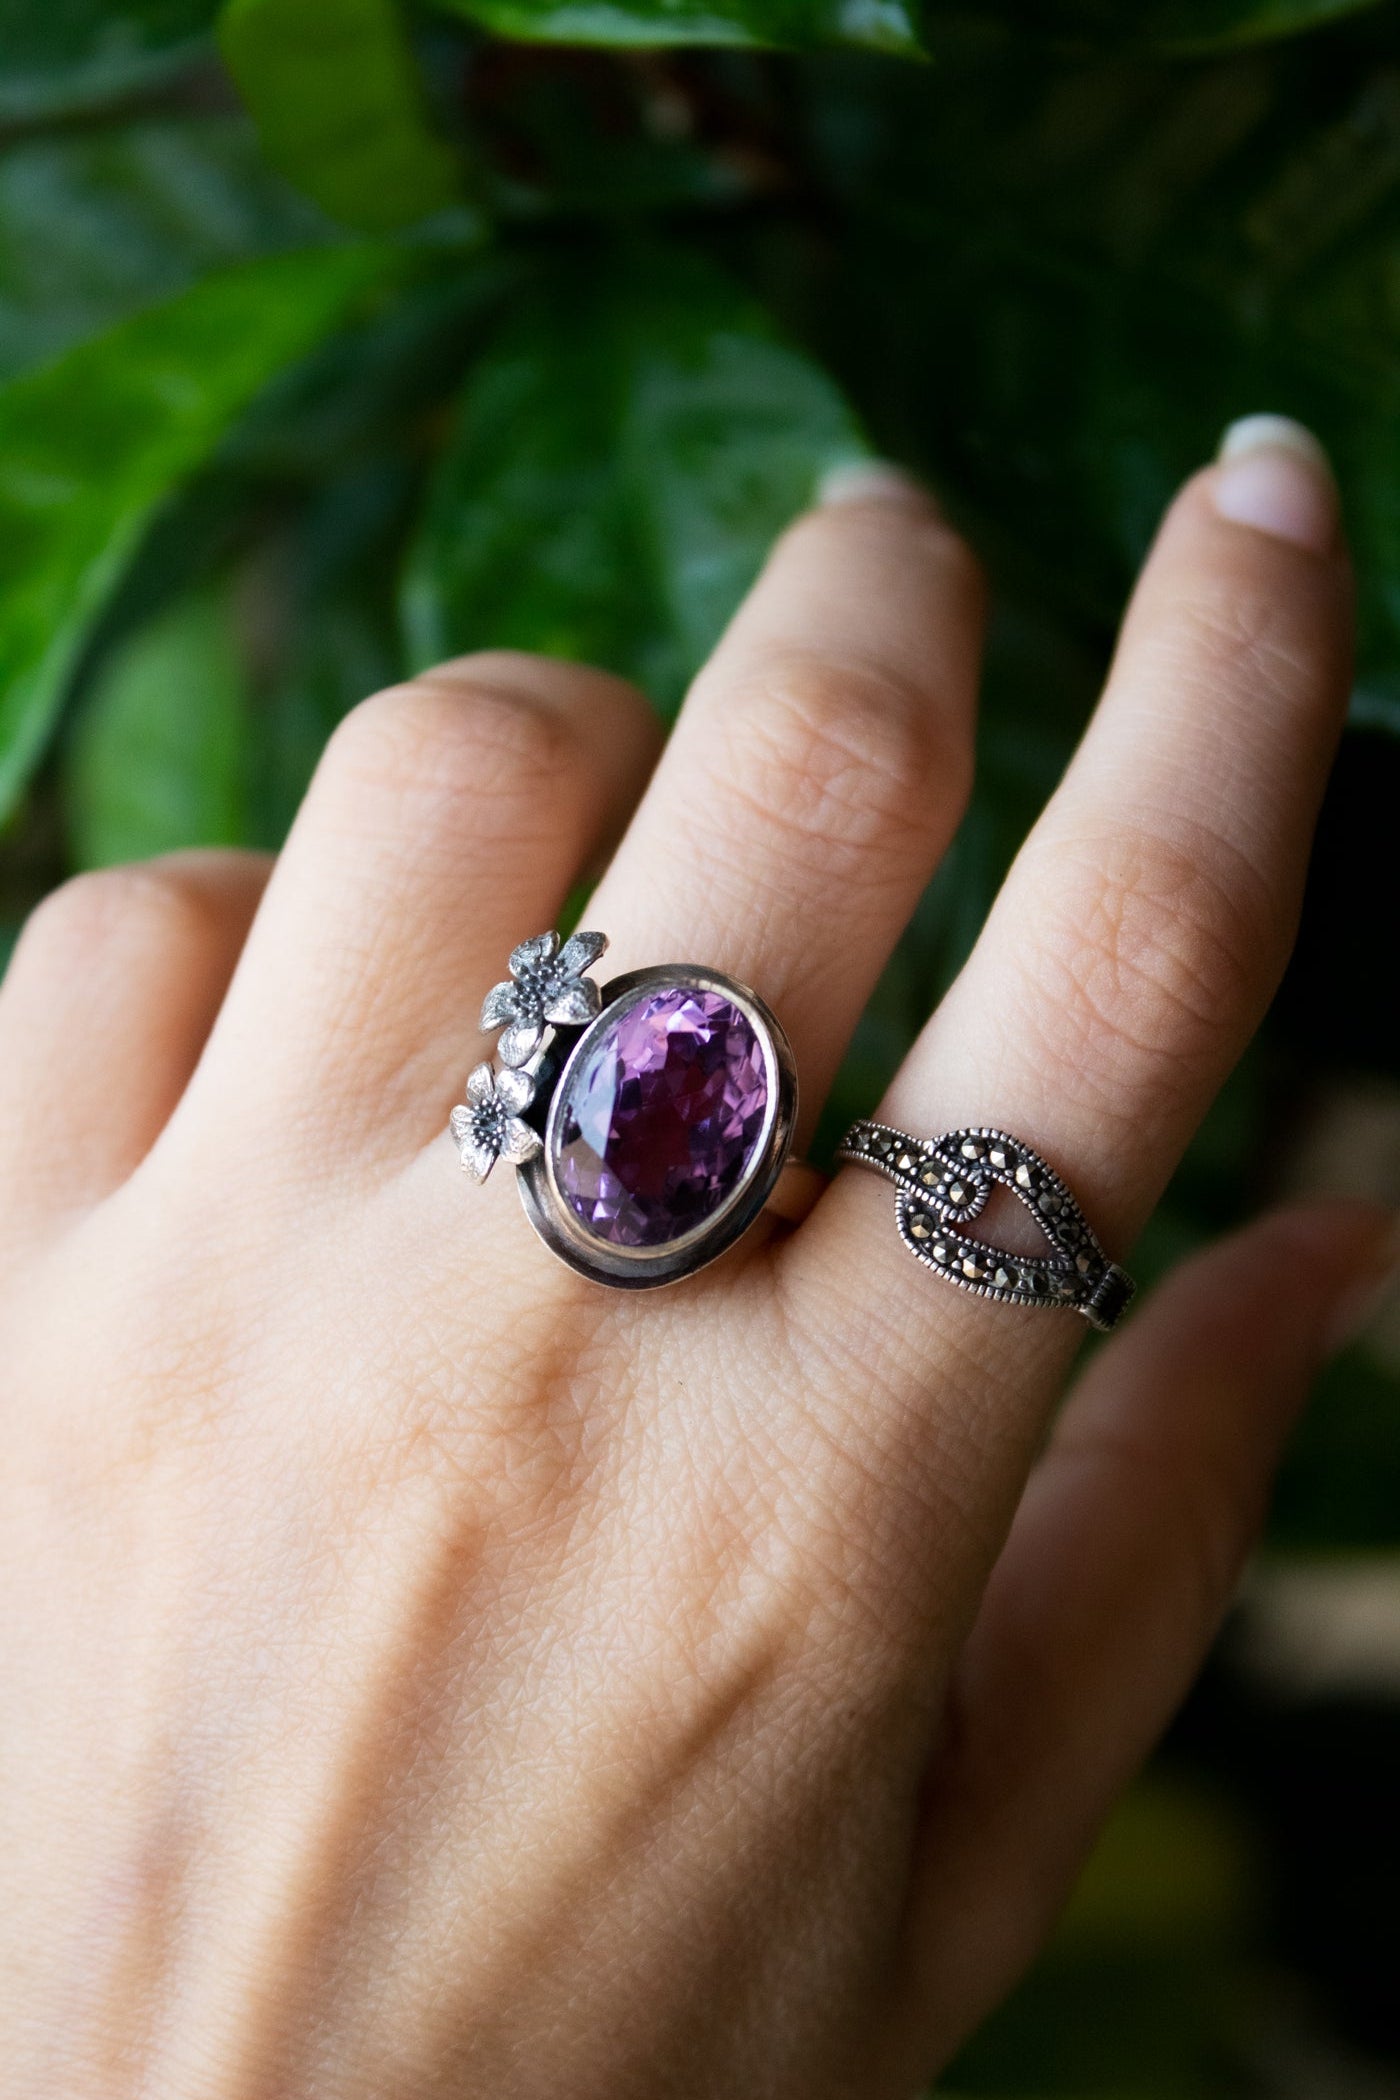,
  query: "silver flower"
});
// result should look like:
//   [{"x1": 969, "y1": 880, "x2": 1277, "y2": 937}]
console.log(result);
[
  {"x1": 449, "y1": 1063, "x2": 542, "y2": 1183},
  {"x1": 480, "y1": 929, "x2": 607, "y2": 1068}
]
